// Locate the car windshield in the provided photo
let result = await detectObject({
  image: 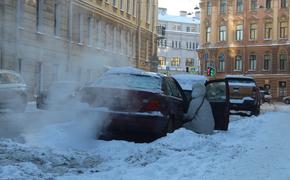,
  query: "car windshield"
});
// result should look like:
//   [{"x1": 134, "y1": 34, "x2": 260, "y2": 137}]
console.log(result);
[
  {"x1": 93, "y1": 74, "x2": 161, "y2": 90},
  {"x1": 0, "y1": 73, "x2": 23, "y2": 84}
]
